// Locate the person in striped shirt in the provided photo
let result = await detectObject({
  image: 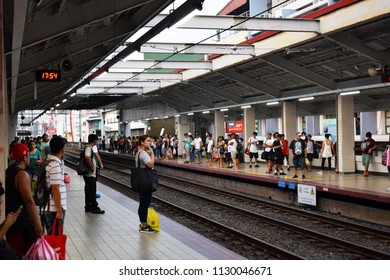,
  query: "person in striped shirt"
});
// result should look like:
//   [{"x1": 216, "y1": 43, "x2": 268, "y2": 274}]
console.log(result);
[{"x1": 43, "y1": 136, "x2": 67, "y2": 235}]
